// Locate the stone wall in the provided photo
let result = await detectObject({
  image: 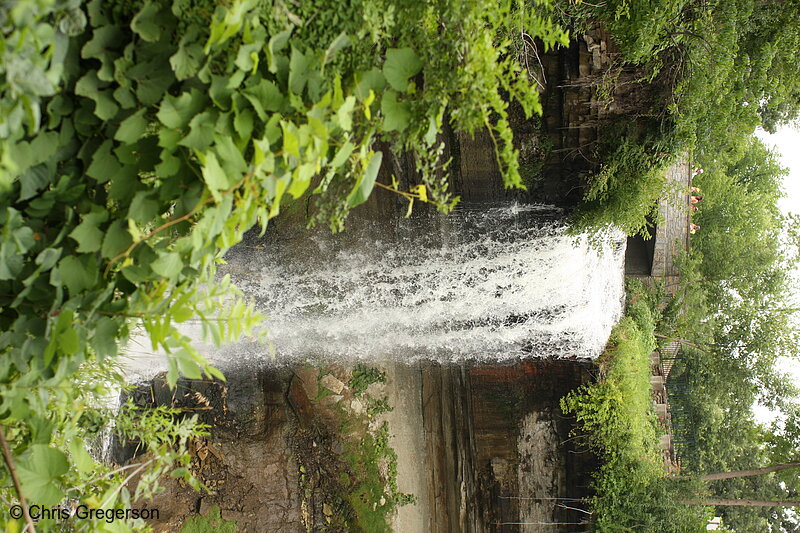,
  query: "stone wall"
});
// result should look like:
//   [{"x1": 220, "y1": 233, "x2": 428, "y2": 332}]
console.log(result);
[{"x1": 651, "y1": 160, "x2": 691, "y2": 278}]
